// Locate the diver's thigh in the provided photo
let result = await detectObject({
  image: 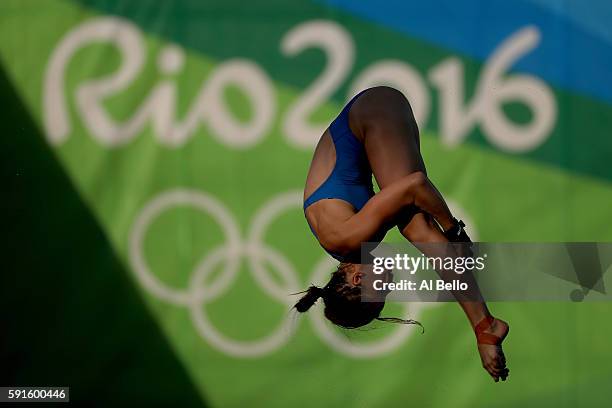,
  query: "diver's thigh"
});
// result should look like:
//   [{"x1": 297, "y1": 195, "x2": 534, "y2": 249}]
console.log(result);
[{"x1": 361, "y1": 109, "x2": 425, "y2": 189}]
